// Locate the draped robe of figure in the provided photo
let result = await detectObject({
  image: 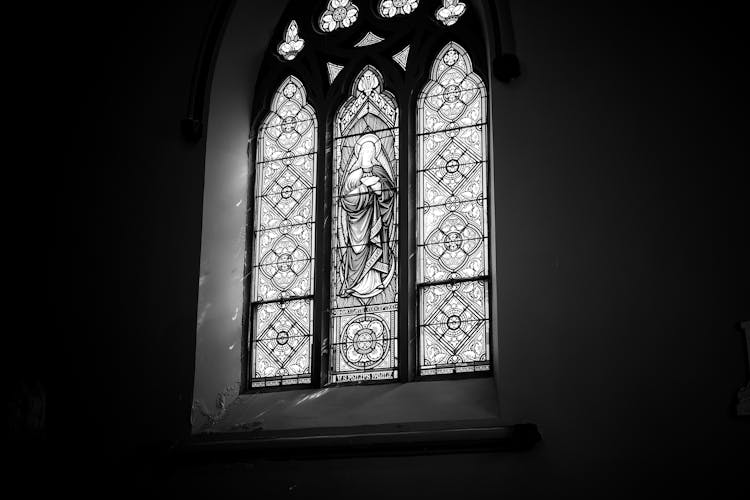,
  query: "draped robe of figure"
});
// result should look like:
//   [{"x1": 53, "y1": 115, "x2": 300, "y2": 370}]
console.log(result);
[{"x1": 338, "y1": 134, "x2": 396, "y2": 299}]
